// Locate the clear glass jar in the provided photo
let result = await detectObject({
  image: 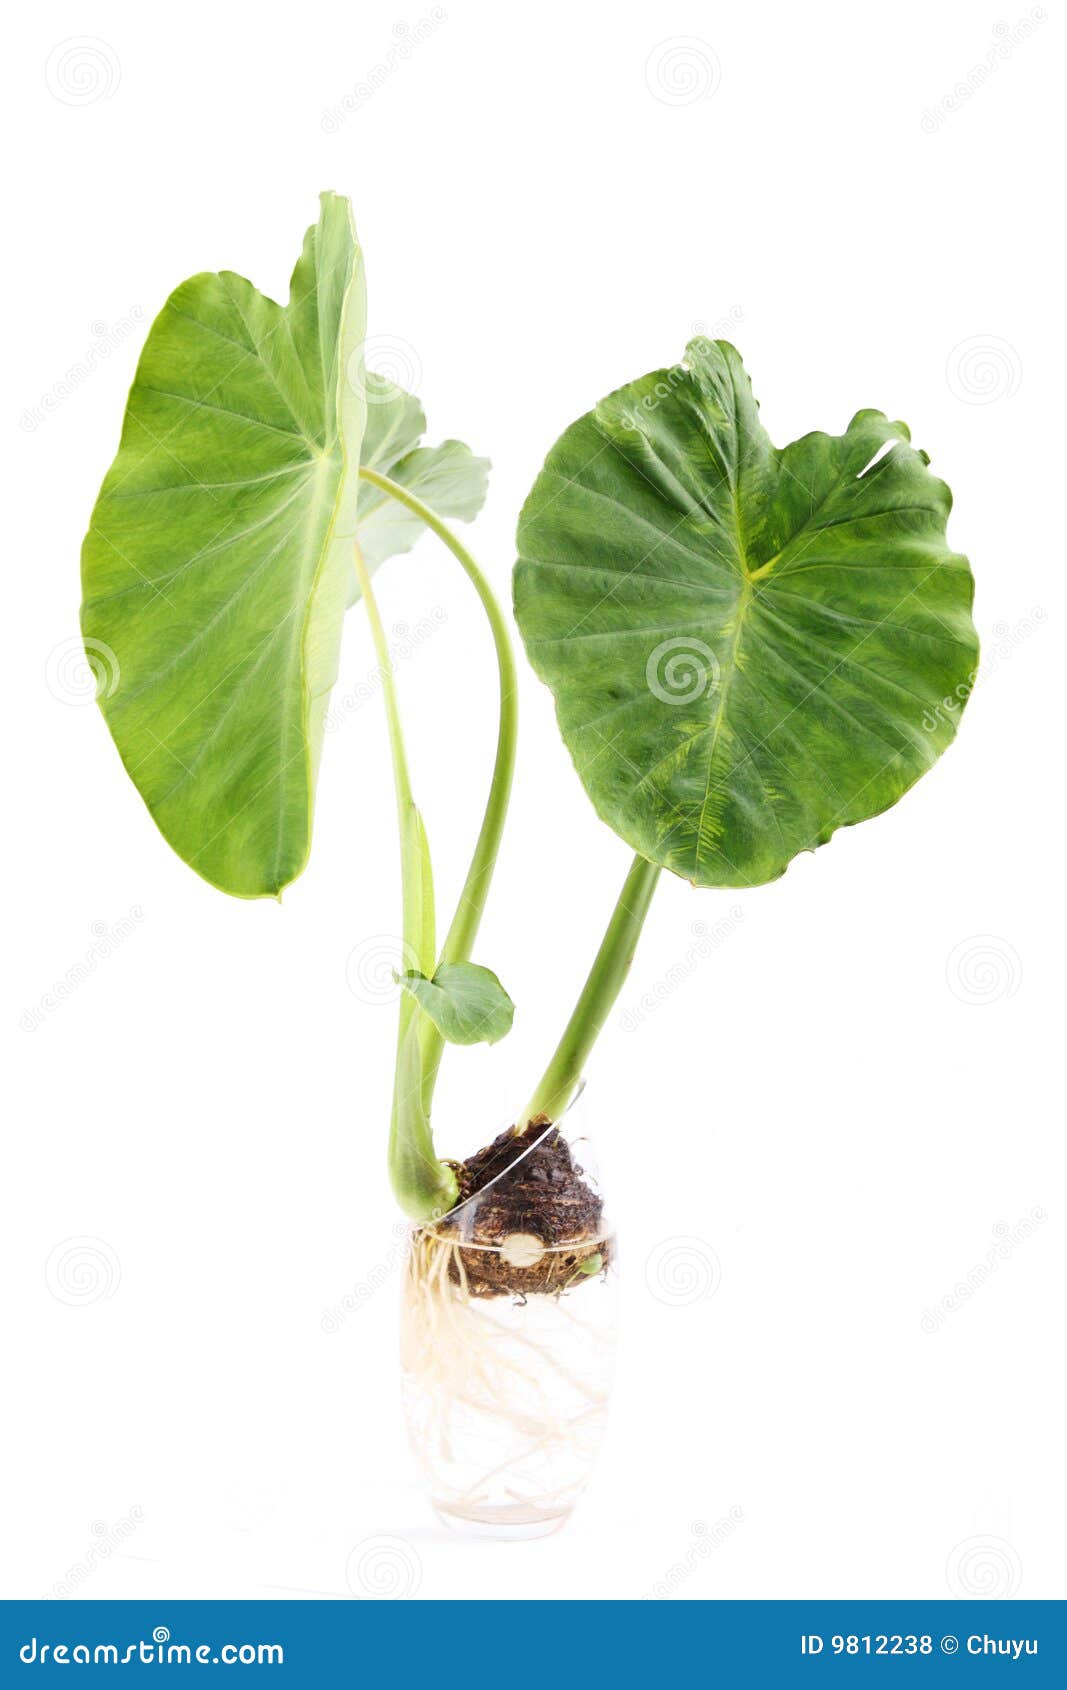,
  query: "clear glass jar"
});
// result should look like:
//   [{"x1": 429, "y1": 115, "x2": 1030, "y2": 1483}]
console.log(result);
[{"x1": 400, "y1": 1109, "x2": 617, "y2": 1539}]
